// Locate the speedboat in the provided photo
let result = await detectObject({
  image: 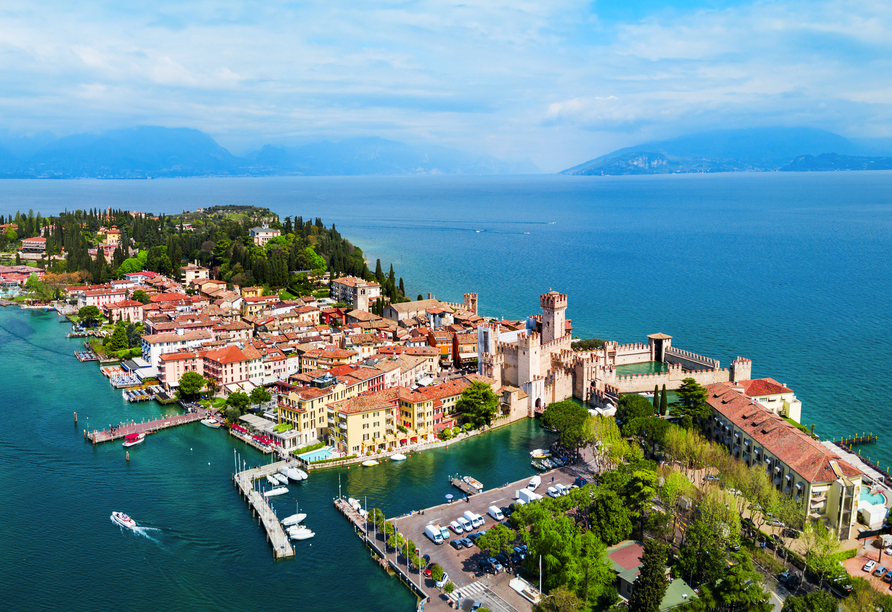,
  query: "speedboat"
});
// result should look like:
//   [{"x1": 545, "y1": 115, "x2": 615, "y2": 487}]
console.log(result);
[
  {"x1": 391, "y1": 453, "x2": 407, "y2": 461},
  {"x1": 288, "y1": 525, "x2": 315, "y2": 540},
  {"x1": 531, "y1": 460, "x2": 547, "y2": 471},
  {"x1": 266, "y1": 475, "x2": 279, "y2": 486},
  {"x1": 348, "y1": 498, "x2": 363, "y2": 513},
  {"x1": 272, "y1": 473, "x2": 289, "y2": 486},
  {"x1": 530, "y1": 448, "x2": 551, "y2": 459},
  {"x1": 200, "y1": 417, "x2": 221, "y2": 428},
  {"x1": 282, "y1": 513, "x2": 307, "y2": 527},
  {"x1": 362, "y1": 460, "x2": 379, "y2": 467},
  {"x1": 264, "y1": 487, "x2": 288, "y2": 497},
  {"x1": 277, "y1": 470, "x2": 292, "y2": 482},
  {"x1": 286, "y1": 467, "x2": 308, "y2": 481},
  {"x1": 541, "y1": 458, "x2": 554, "y2": 469},
  {"x1": 528, "y1": 475, "x2": 542, "y2": 490},
  {"x1": 122, "y1": 433, "x2": 145, "y2": 448},
  {"x1": 462, "y1": 476, "x2": 483, "y2": 492},
  {"x1": 111, "y1": 512, "x2": 137, "y2": 529}
]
